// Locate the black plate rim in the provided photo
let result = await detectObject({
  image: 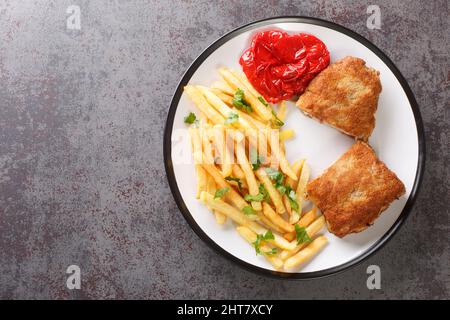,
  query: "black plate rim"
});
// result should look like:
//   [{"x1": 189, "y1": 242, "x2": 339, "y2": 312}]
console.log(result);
[{"x1": 163, "y1": 16, "x2": 426, "y2": 280}]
